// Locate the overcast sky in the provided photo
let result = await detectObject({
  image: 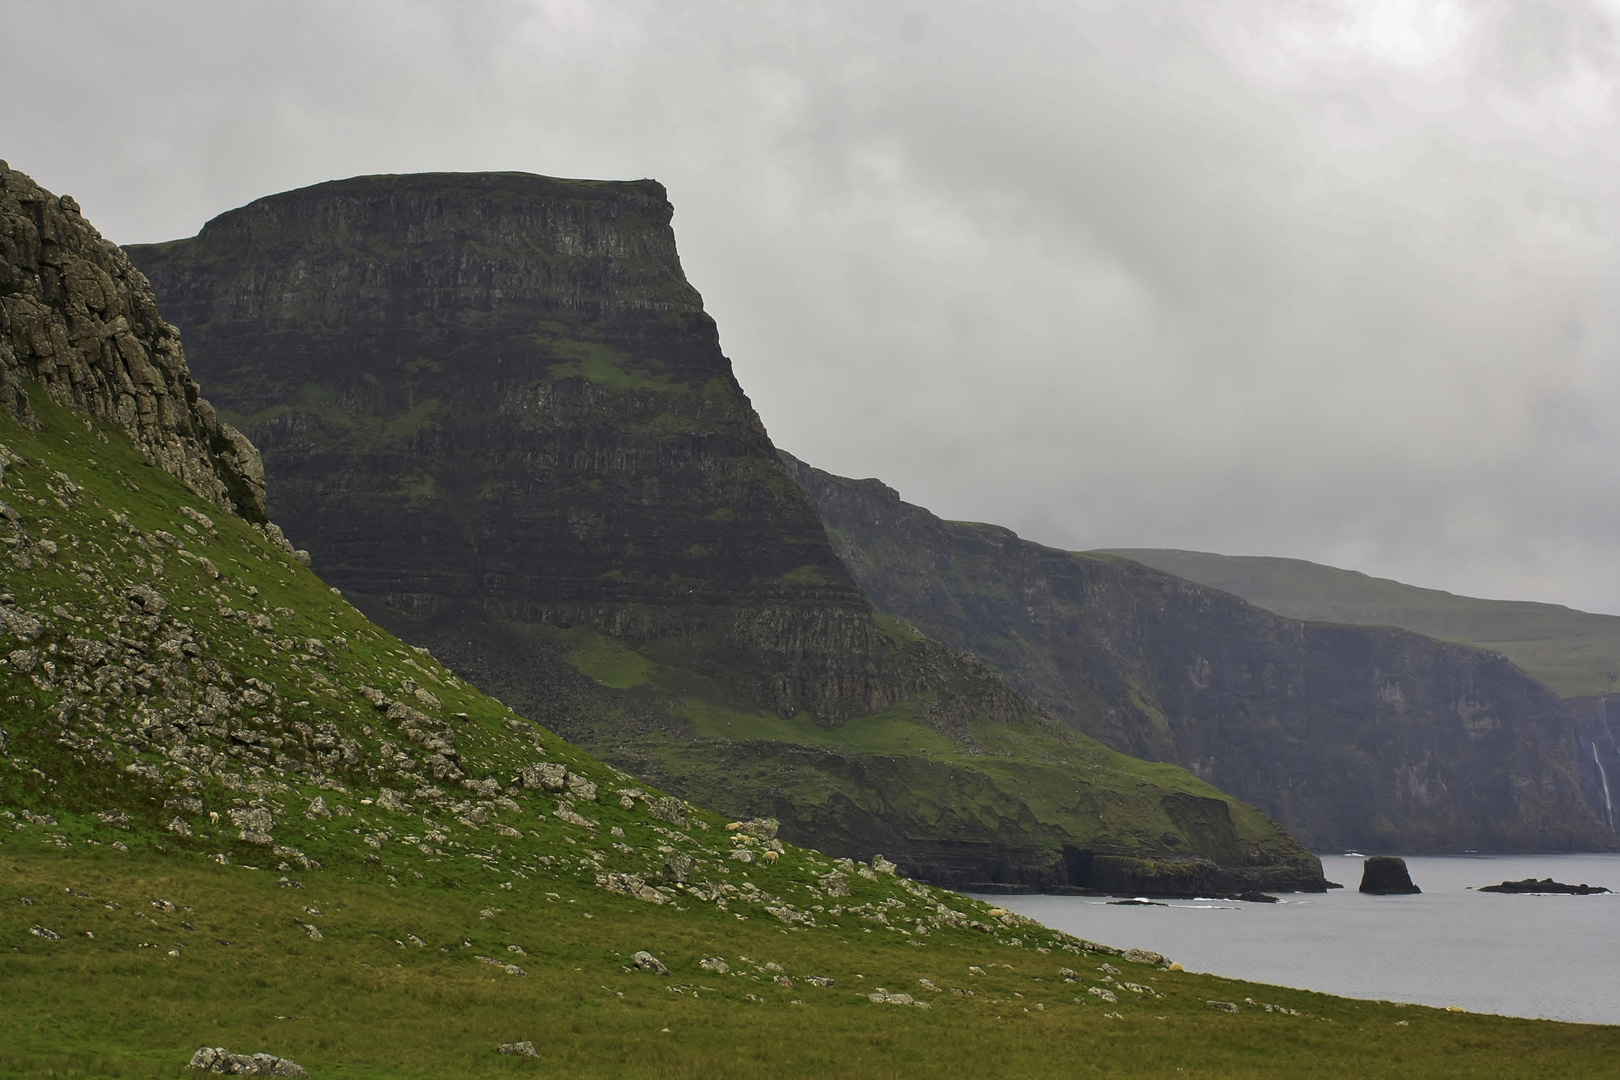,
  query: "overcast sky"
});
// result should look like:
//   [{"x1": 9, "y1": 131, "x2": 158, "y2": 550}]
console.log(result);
[{"x1": 6, "y1": 1, "x2": 1620, "y2": 611}]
